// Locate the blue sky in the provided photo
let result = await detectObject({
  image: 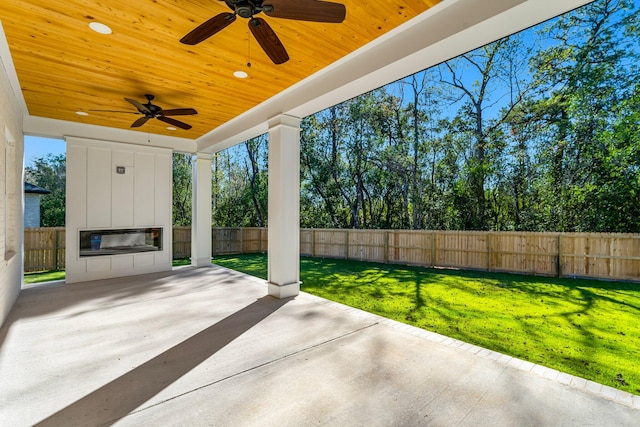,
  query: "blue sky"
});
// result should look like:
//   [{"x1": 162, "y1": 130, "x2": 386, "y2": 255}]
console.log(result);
[{"x1": 24, "y1": 135, "x2": 65, "y2": 167}]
